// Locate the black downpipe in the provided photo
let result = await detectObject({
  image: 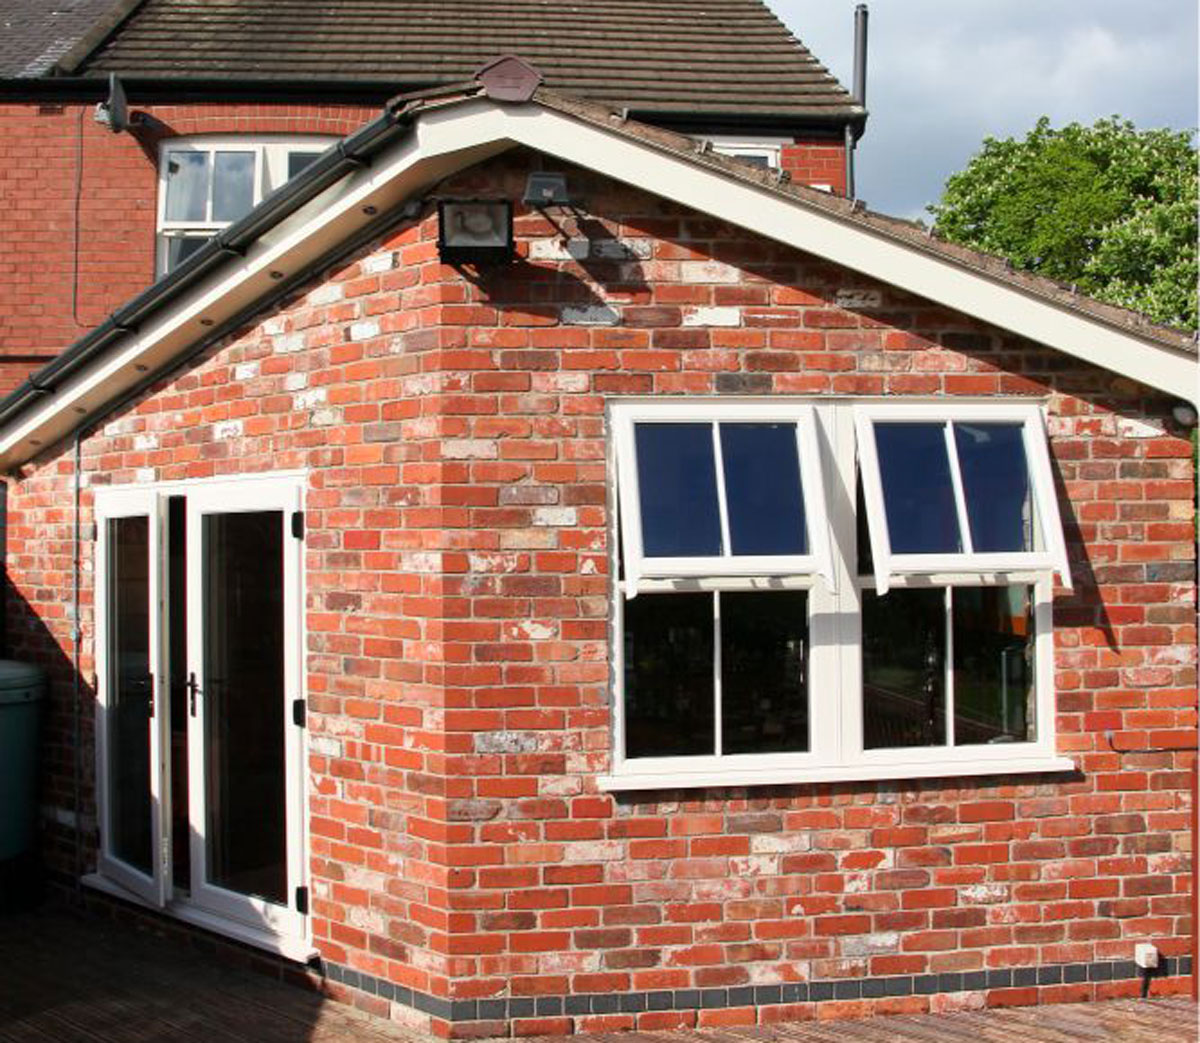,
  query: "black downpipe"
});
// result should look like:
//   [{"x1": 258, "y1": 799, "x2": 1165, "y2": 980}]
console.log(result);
[{"x1": 846, "y1": 4, "x2": 869, "y2": 200}]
